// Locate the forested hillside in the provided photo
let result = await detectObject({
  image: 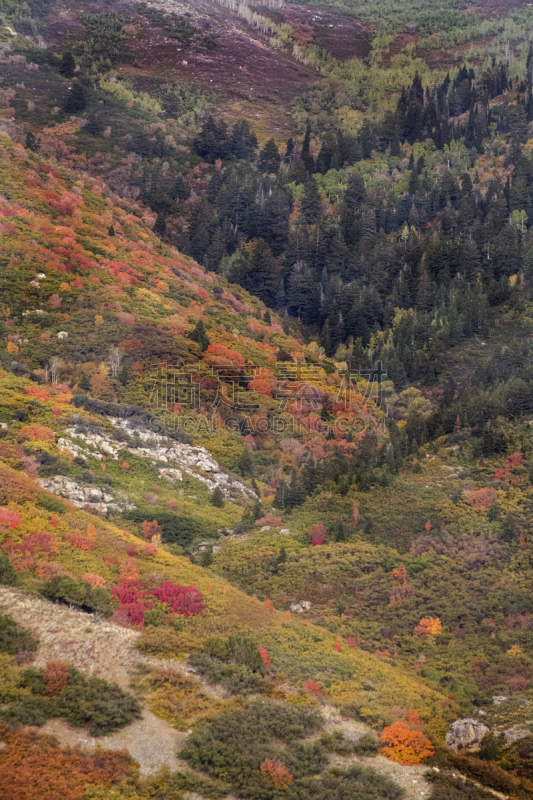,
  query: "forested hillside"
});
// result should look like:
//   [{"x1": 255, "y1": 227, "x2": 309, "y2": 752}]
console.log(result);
[{"x1": 2, "y1": 0, "x2": 533, "y2": 798}]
